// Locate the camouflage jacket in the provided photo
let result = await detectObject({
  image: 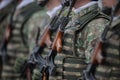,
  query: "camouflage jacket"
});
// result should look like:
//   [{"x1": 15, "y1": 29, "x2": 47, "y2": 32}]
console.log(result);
[
  {"x1": 54, "y1": 2, "x2": 110, "y2": 80},
  {"x1": 95, "y1": 17, "x2": 120, "y2": 80}
]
